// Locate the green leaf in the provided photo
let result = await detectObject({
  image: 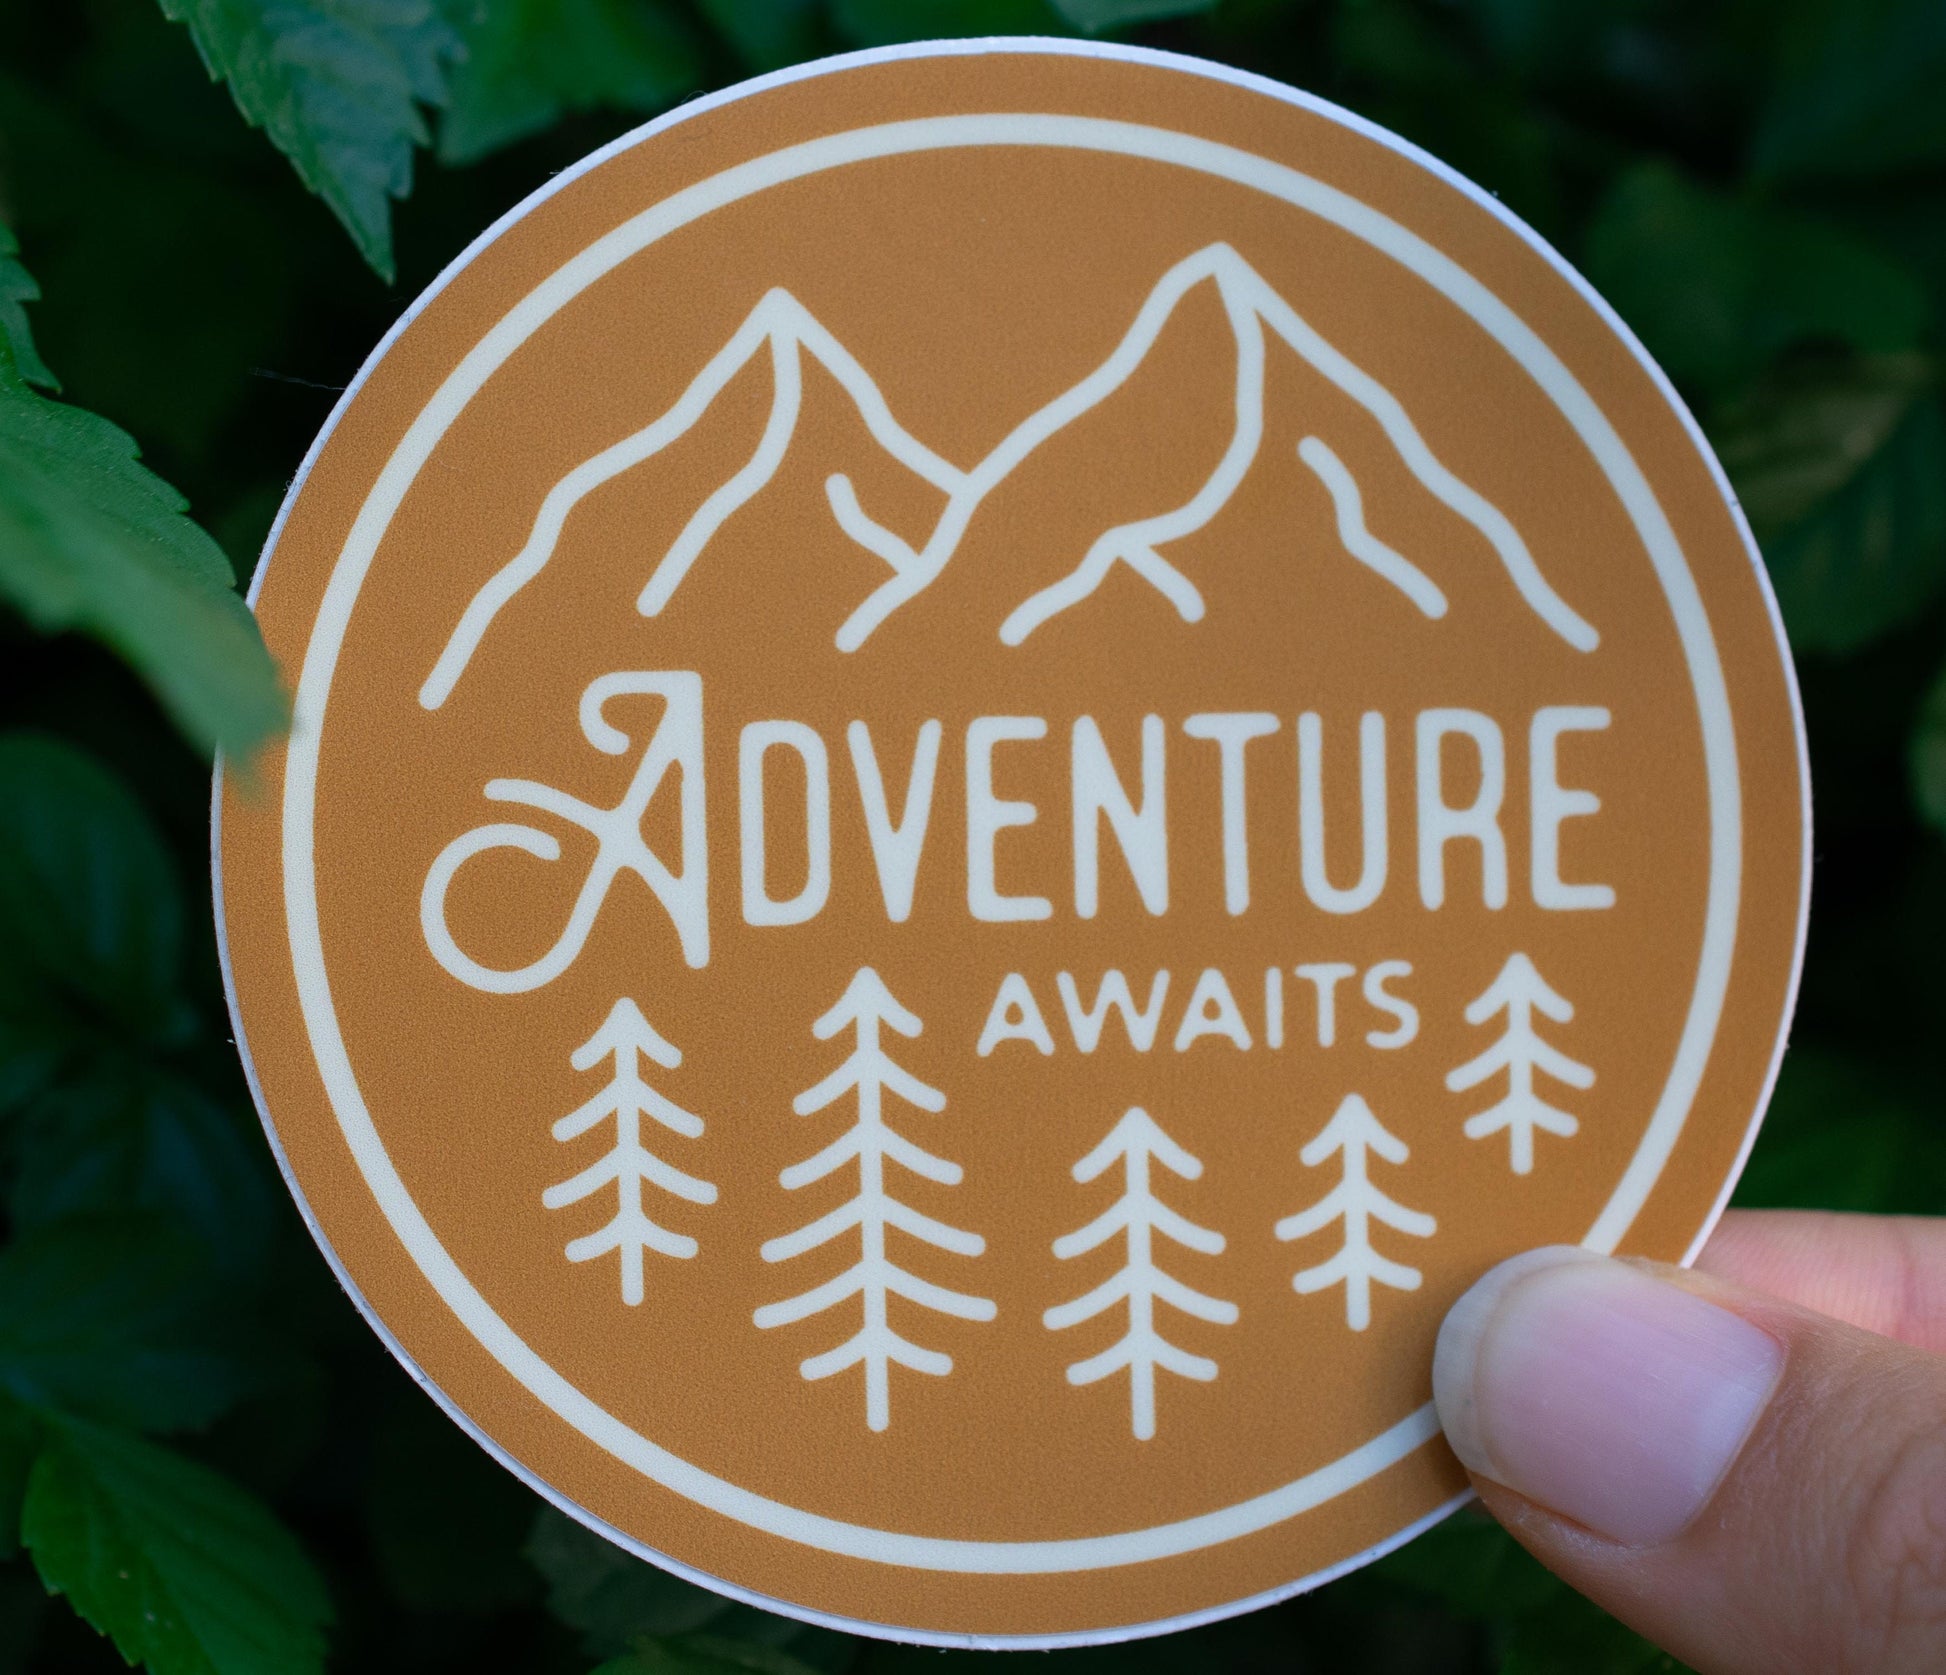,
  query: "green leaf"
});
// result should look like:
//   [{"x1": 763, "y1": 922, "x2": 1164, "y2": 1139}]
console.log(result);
[
  {"x1": 437, "y1": 0, "x2": 701, "y2": 166},
  {"x1": 9, "y1": 1065, "x2": 279, "y2": 1272},
  {"x1": 0, "y1": 67, "x2": 307, "y2": 465},
  {"x1": 1500, "y1": 1593, "x2": 1689, "y2": 1673},
  {"x1": 0, "y1": 741, "x2": 275, "y2": 1266},
  {"x1": 692, "y1": 0, "x2": 823, "y2": 69},
  {"x1": 0, "y1": 1220, "x2": 268, "y2": 1434},
  {"x1": 364, "y1": 1390, "x2": 538, "y2": 1612},
  {"x1": 599, "y1": 1634, "x2": 824, "y2": 1675},
  {"x1": 0, "y1": 320, "x2": 286, "y2": 758},
  {"x1": 1912, "y1": 655, "x2": 1946, "y2": 837},
  {"x1": 829, "y1": 0, "x2": 1060, "y2": 47},
  {"x1": 1586, "y1": 161, "x2": 1929, "y2": 391},
  {"x1": 1454, "y1": 0, "x2": 1679, "y2": 86},
  {"x1": 1331, "y1": 0, "x2": 1569, "y2": 240},
  {"x1": 1375, "y1": 1507, "x2": 1560, "y2": 1621},
  {"x1": 529, "y1": 1507, "x2": 729, "y2": 1656},
  {"x1": 1736, "y1": 1048, "x2": 1946, "y2": 1214},
  {"x1": 1713, "y1": 356, "x2": 1946, "y2": 655},
  {"x1": 22, "y1": 1414, "x2": 330, "y2": 1675},
  {"x1": 1050, "y1": 0, "x2": 1213, "y2": 33},
  {"x1": 0, "y1": 1399, "x2": 38, "y2": 1563},
  {"x1": 0, "y1": 734, "x2": 186, "y2": 1054},
  {"x1": 1379, "y1": 1509, "x2": 1687, "y2": 1672},
  {"x1": 0, "y1": 225, "x2": 57, "y2": 393},
  {"x1": 155, "y1": 0, "x2": 459, "y2": 281},
  {"x1": 1754, "y1": 0, "x2": 1946, "y2": 184},
  {"x1": 1716, "y1": 352, "x2": 1933, "y2": 531}
]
